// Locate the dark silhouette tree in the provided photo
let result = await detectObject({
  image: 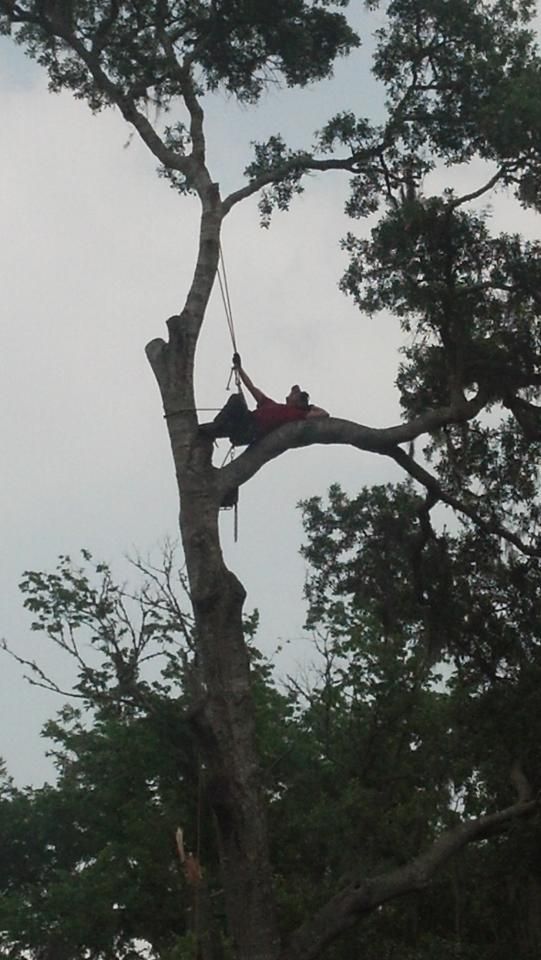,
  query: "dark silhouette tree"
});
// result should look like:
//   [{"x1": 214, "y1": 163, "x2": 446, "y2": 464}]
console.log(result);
[{"x1": 2, "y1": 2, "x2": 541, "y2": 958}]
